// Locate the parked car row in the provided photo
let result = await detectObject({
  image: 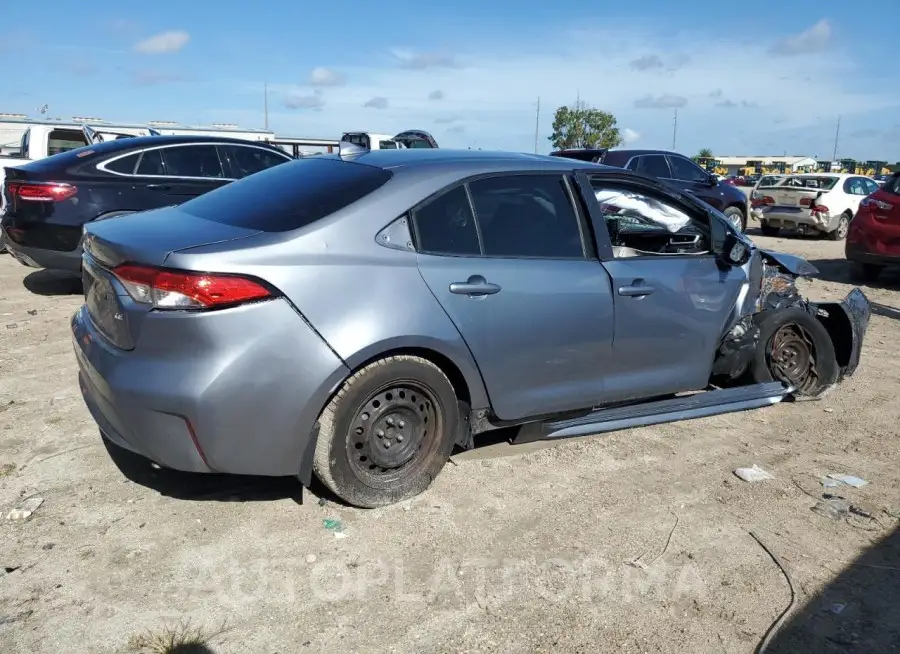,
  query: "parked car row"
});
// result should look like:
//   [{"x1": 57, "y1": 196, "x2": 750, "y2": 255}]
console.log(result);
[{"x1": 0, "y1": 139, "x2": 877, "y2": 509}]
